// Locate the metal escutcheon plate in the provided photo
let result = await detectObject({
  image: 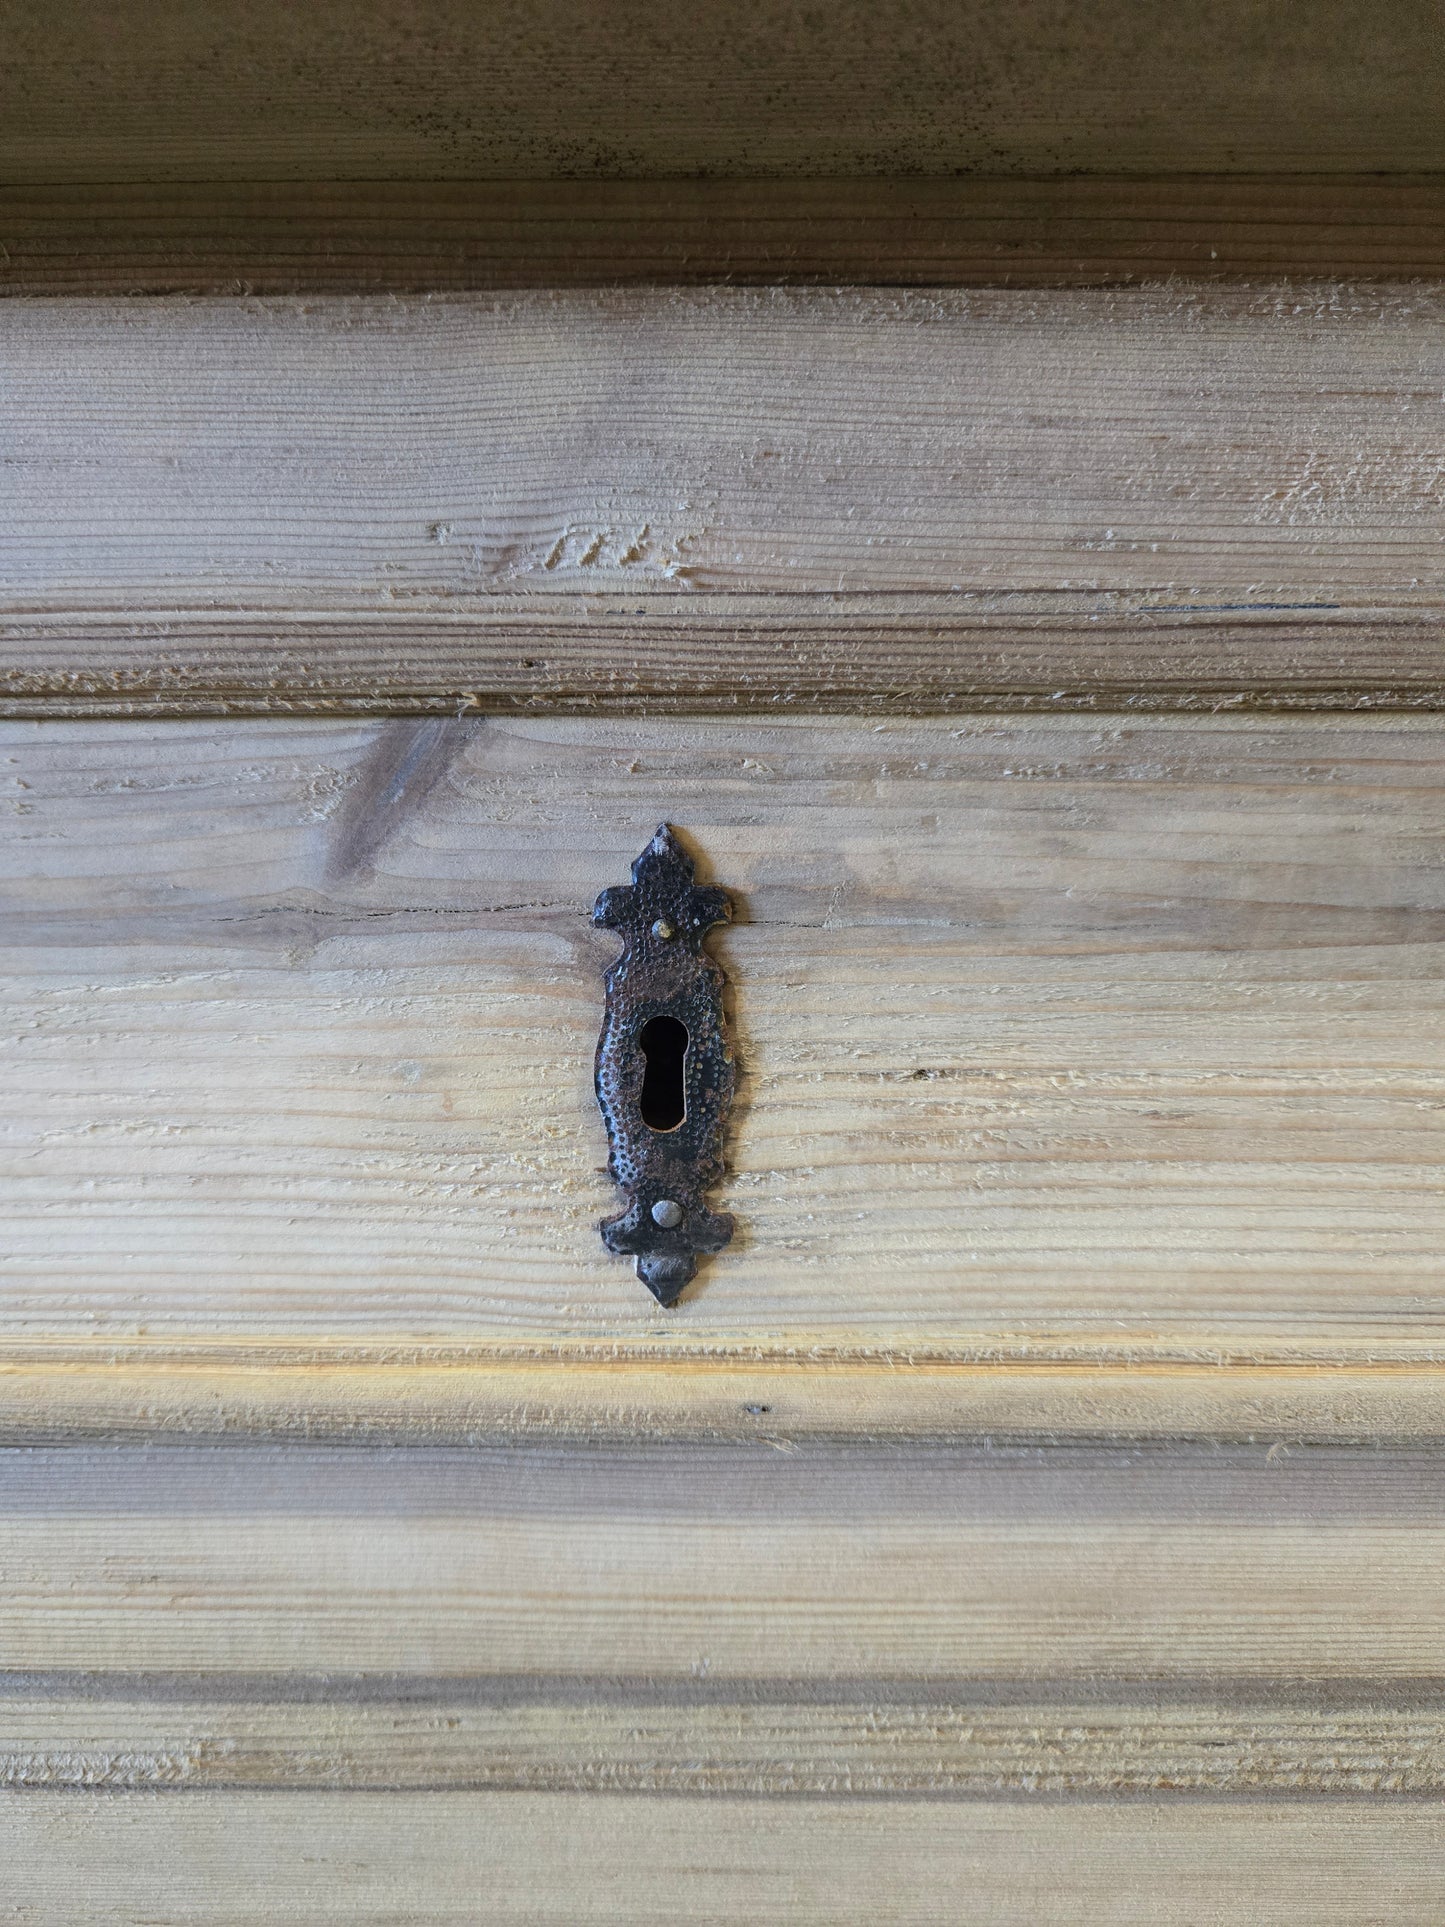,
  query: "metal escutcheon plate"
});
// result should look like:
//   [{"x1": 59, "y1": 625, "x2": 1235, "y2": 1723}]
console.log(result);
[{"x1": 593, "y1": 825, "x2": 736, "y2": 1305}]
